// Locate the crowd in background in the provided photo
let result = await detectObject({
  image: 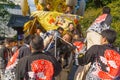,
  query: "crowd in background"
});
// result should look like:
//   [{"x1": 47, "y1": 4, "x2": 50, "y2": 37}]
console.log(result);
[{"x1": 0, "y1": 1, "x2": 120, "y2": 80}]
